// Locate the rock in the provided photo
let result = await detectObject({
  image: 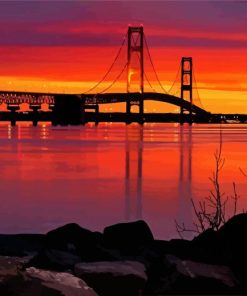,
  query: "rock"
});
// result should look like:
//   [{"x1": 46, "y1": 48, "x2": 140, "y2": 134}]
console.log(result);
[
  {"x1": 75, "y1": 261, "x2": 147, "y2": 296},
  {"x1": 46, "y1": 223, "x2": 104, "y2": 261},
  {"x1": 0, "y1": 257, "x2": 98, "y2": 296},
  {"x1": 152, "y1": 254, "x2": 240, "y2": 295},
  {"x1": 211, "y1": 213, "x2": 247, "y2": 292},
  {"x1": 217, "y1": 214, "x2": 247, "y2": 270},
  {"x1": 0, "y1": 234, "x2": 45, "y2": 256},
  {"x1": 46, "y1": 223, "x2": 102, "y2": 251},
  {"x1": 26, "y1": 249, "x2": 82, "y2": 271},
  {"x1": 24, "y1": 267, "x2": 99, "y2": 296},
  {"x1": 192, "y1": 214, "x2": 247, "y2": 274},
  {"x1": 190, "y1": 229, "x2": 222, "y2": 264},
  {"x1": 193, "y1": 228, "x2": 217, "y2": 245},
  {"x1": 27, "y1": 244, "x2": 122, "y2": 272},
  {"x1": 103, "y1": 220, "x2": 154, "y2": 251},
  {"x1": 0, "y1": 256, "x2": 29, "y2": 281}
]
